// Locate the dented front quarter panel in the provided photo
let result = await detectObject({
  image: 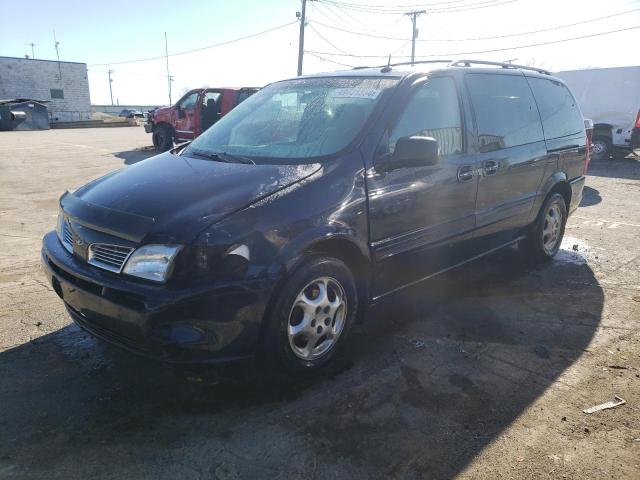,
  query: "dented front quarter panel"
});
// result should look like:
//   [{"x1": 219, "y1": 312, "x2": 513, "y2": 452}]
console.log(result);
[{"x1": 194, "y1": 150, "x2": 371, "y2": 279}]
